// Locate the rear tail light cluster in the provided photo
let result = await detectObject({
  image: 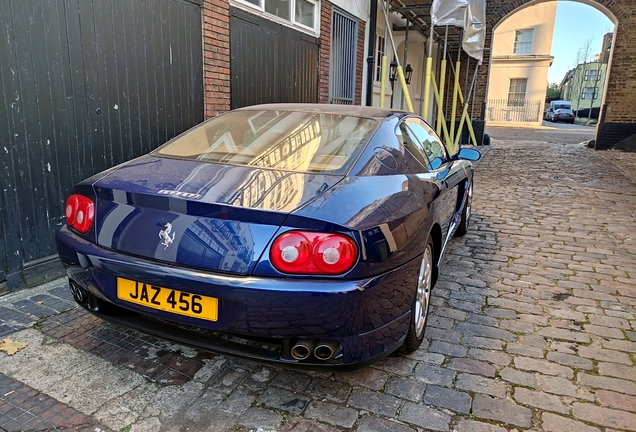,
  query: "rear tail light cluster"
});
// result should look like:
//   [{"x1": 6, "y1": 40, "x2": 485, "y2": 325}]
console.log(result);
[
  {"x1": 65, "y1": 194, "x2": 95, "y2": 234},
  {"x1": 270, "y1": 231, "x2": 358, "y2": 275}
]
